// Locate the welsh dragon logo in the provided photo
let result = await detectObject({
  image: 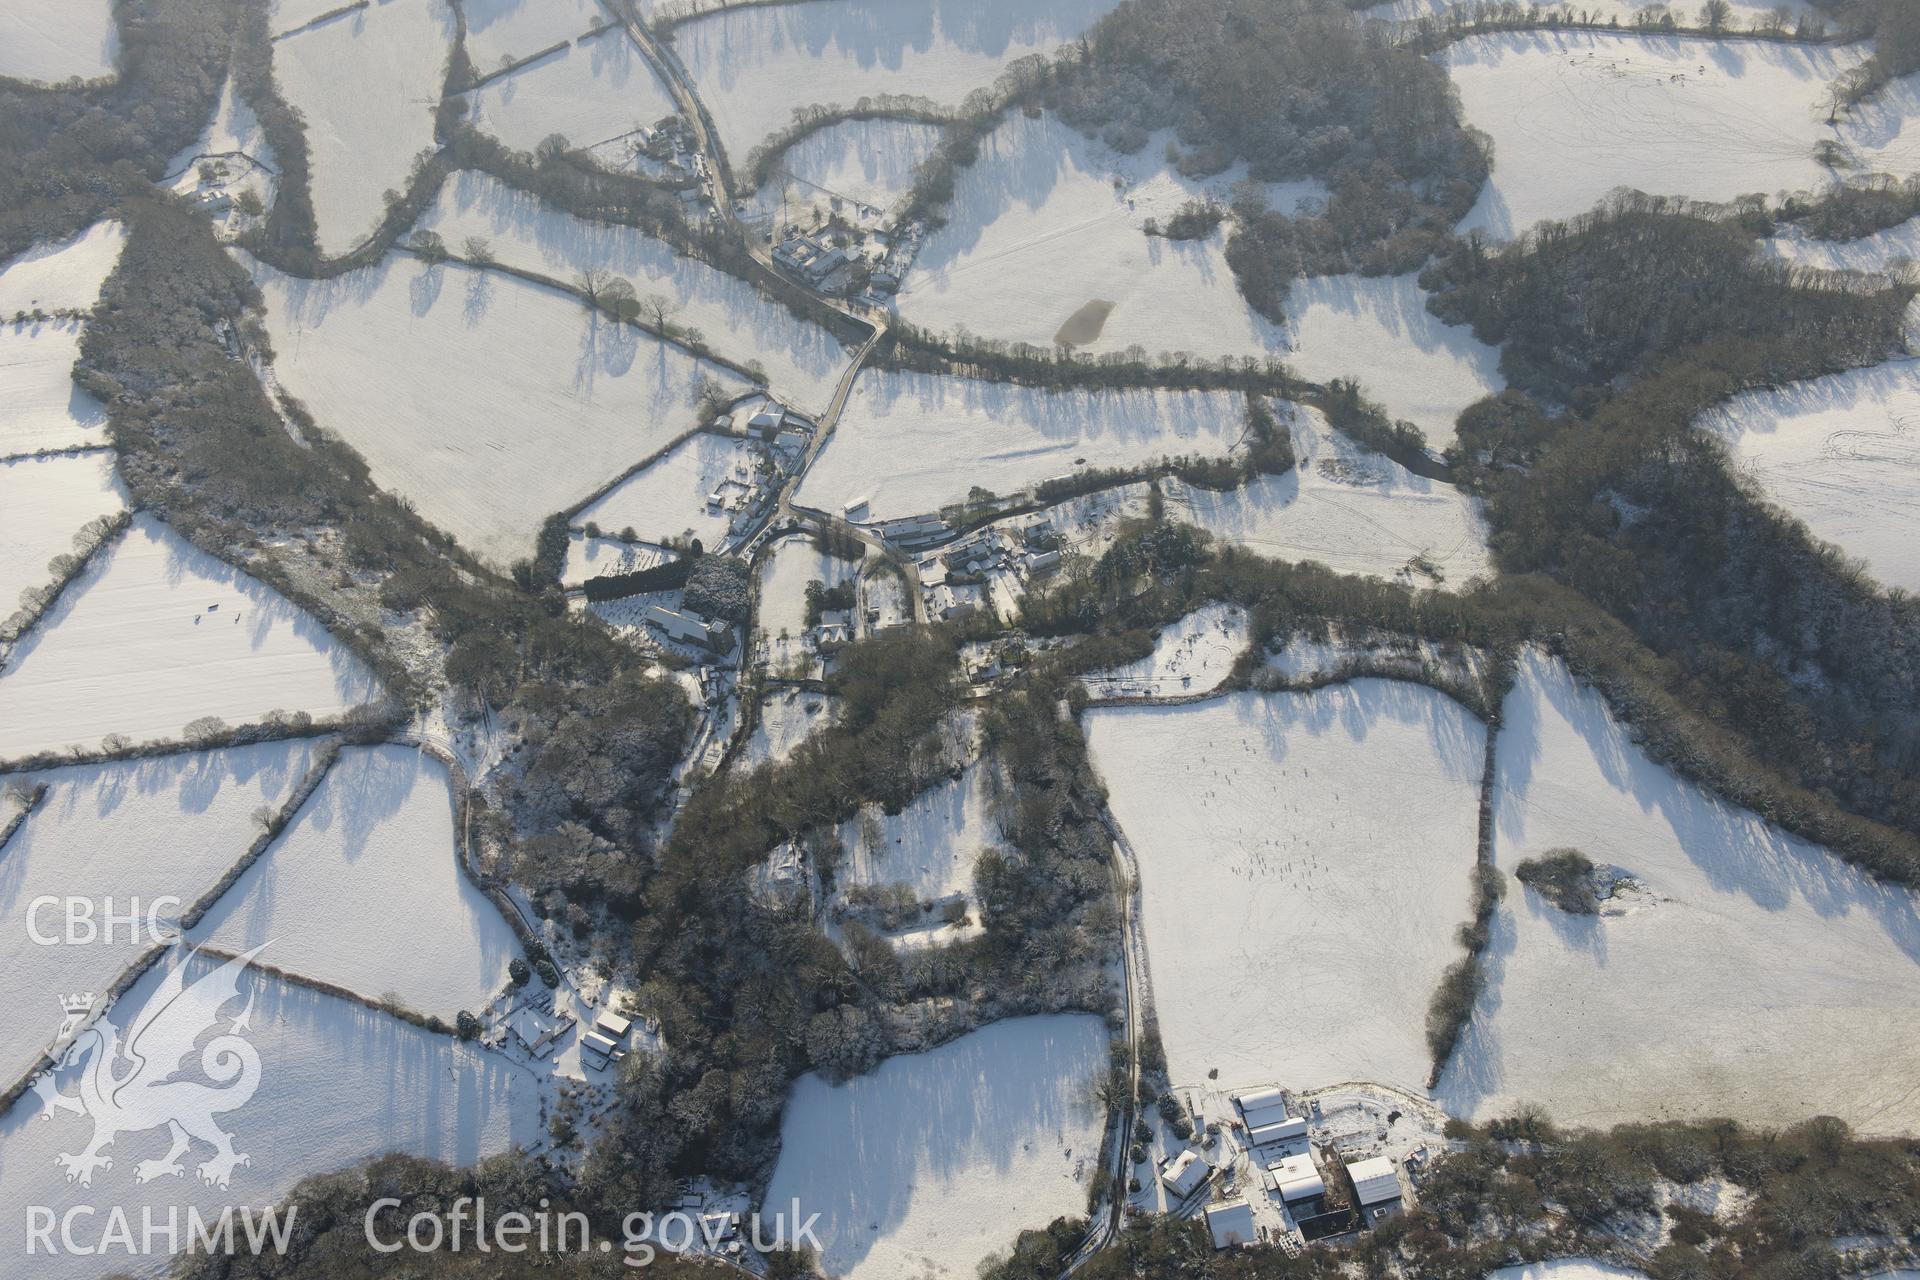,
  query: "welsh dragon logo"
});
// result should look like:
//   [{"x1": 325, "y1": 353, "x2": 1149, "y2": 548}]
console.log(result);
[{"x1": 29, "y1": 945, "x2": 268, "y2": 1190}]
